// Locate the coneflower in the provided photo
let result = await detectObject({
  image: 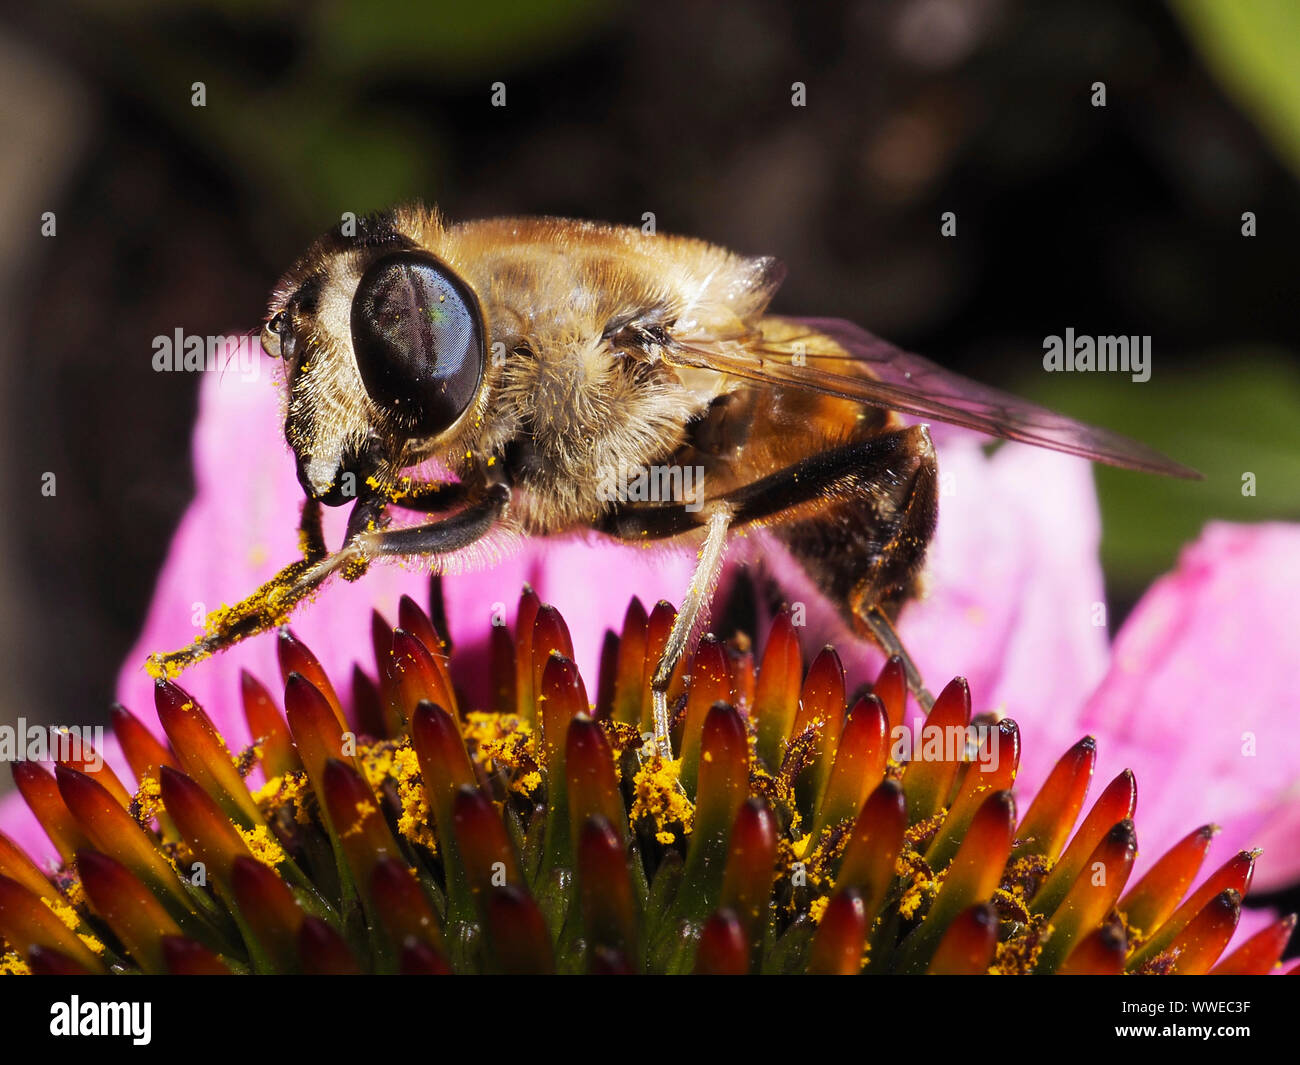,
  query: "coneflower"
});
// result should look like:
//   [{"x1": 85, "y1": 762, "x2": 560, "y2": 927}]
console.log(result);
[{"x1": 0, "y1": 589, "x2": 1291, "y2": 975}]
